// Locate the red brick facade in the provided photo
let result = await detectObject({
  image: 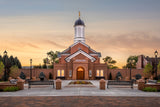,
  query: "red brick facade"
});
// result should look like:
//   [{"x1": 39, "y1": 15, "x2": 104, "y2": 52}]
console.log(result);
[
  {"x1": 20, "y1": 69, "x2": 53, "y2": 79},
  {"x1": 19, "y1": 68, "x2": 144, "y2": 80},
  {"x1": 54, "y1": 42, "x2": 107, "y2": 80}
]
